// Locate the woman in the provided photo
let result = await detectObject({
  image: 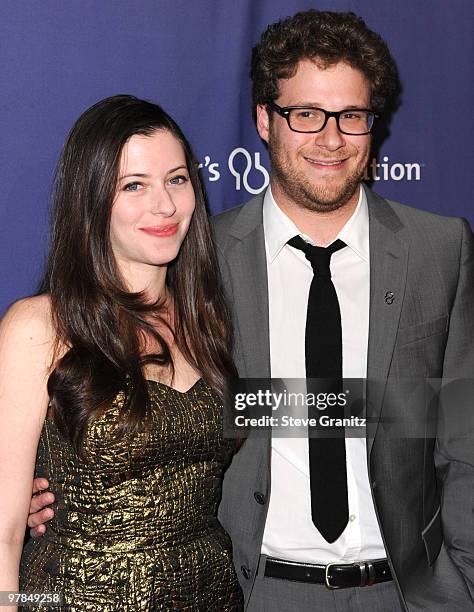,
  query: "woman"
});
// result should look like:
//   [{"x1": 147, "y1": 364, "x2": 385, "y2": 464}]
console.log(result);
[{"x1": 0, "y1": 95, "x2": 243, "y2": 610}]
